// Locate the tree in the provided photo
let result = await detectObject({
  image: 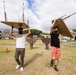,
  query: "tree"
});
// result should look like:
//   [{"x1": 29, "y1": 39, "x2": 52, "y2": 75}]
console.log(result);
[
  {"x1": 73, "y1": 29, "x2": 76, "y2": 32},
  {"x1": 42, "y1": 32, "x2": 50, "y2": 35},
  {"x1": 23, "y1": 29, "x2": 42, "y2": 36}
]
